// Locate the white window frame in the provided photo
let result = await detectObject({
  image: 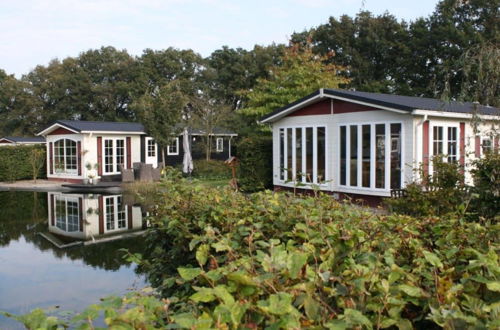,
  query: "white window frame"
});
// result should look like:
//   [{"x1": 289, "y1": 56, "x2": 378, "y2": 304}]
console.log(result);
[
  {"x1": 167, "y1": 137, "x2": 179, "y2": 156},
  {"x1": 104, "y1": 195, "x2": 127, "y2": 233},
  {"x1": 480, "y1": 136, "x2": 493, "y2": 156},
  {"x1": 54, "y1": 195, "x2": 80, "y2": 232},
  {"x1": 429, "y1": 123, "x2": 460, "y2": 173},
  {"x1": 102, "y1": 137, "x2": 126, "y2": 175},
  {"x1": 337, "y1": 121, "x2": 404, "y2": 192},
  {"x1": 146, "y1": 137, "x2": 156, "y2": 158},
  {"x1": 277, "y1": 125, "x2": 328, "y2": 186},
  {"x1": 216, "y1": 137, "x2": 224, "y2": 152},
  {"x1": 53, "y1": 138, "x2": 78, "y2": 175}
]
